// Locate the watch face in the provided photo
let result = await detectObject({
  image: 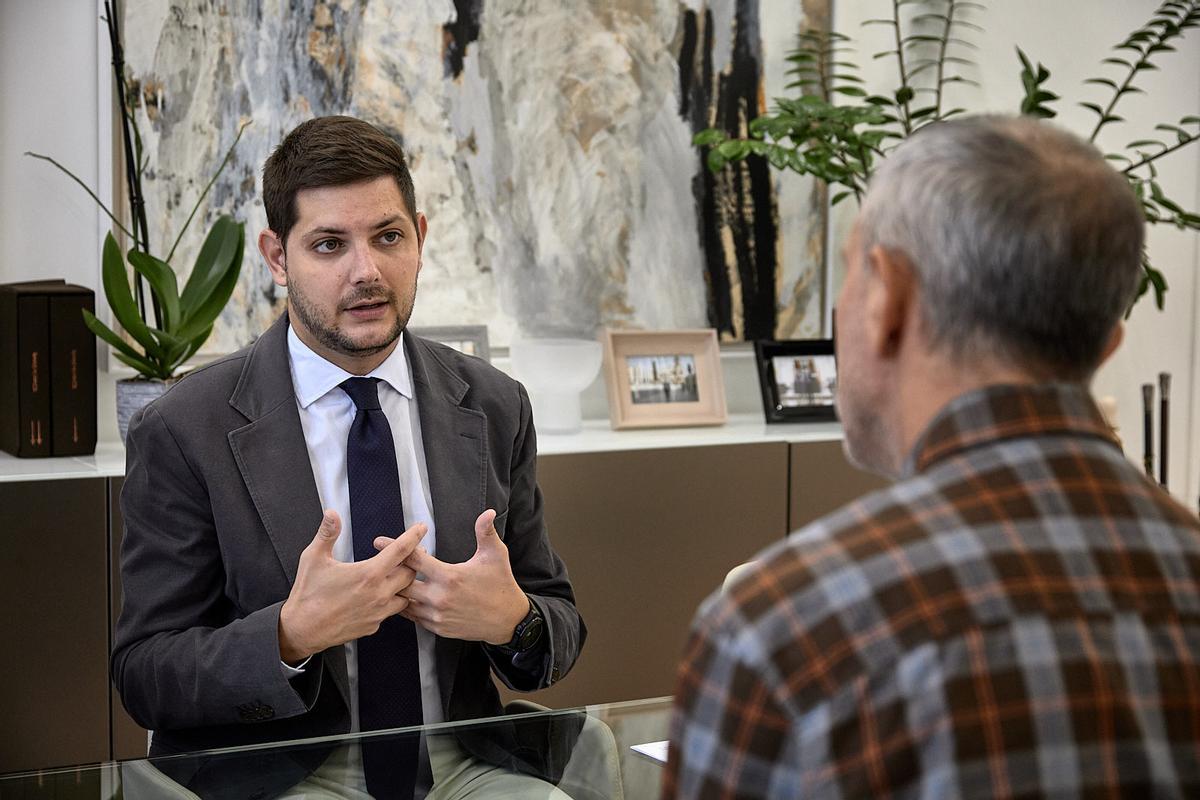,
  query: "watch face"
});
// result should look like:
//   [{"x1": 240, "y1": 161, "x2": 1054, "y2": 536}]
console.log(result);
[{"x1": 517, "y1": 615, "x2": 545, "y2": 651}]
